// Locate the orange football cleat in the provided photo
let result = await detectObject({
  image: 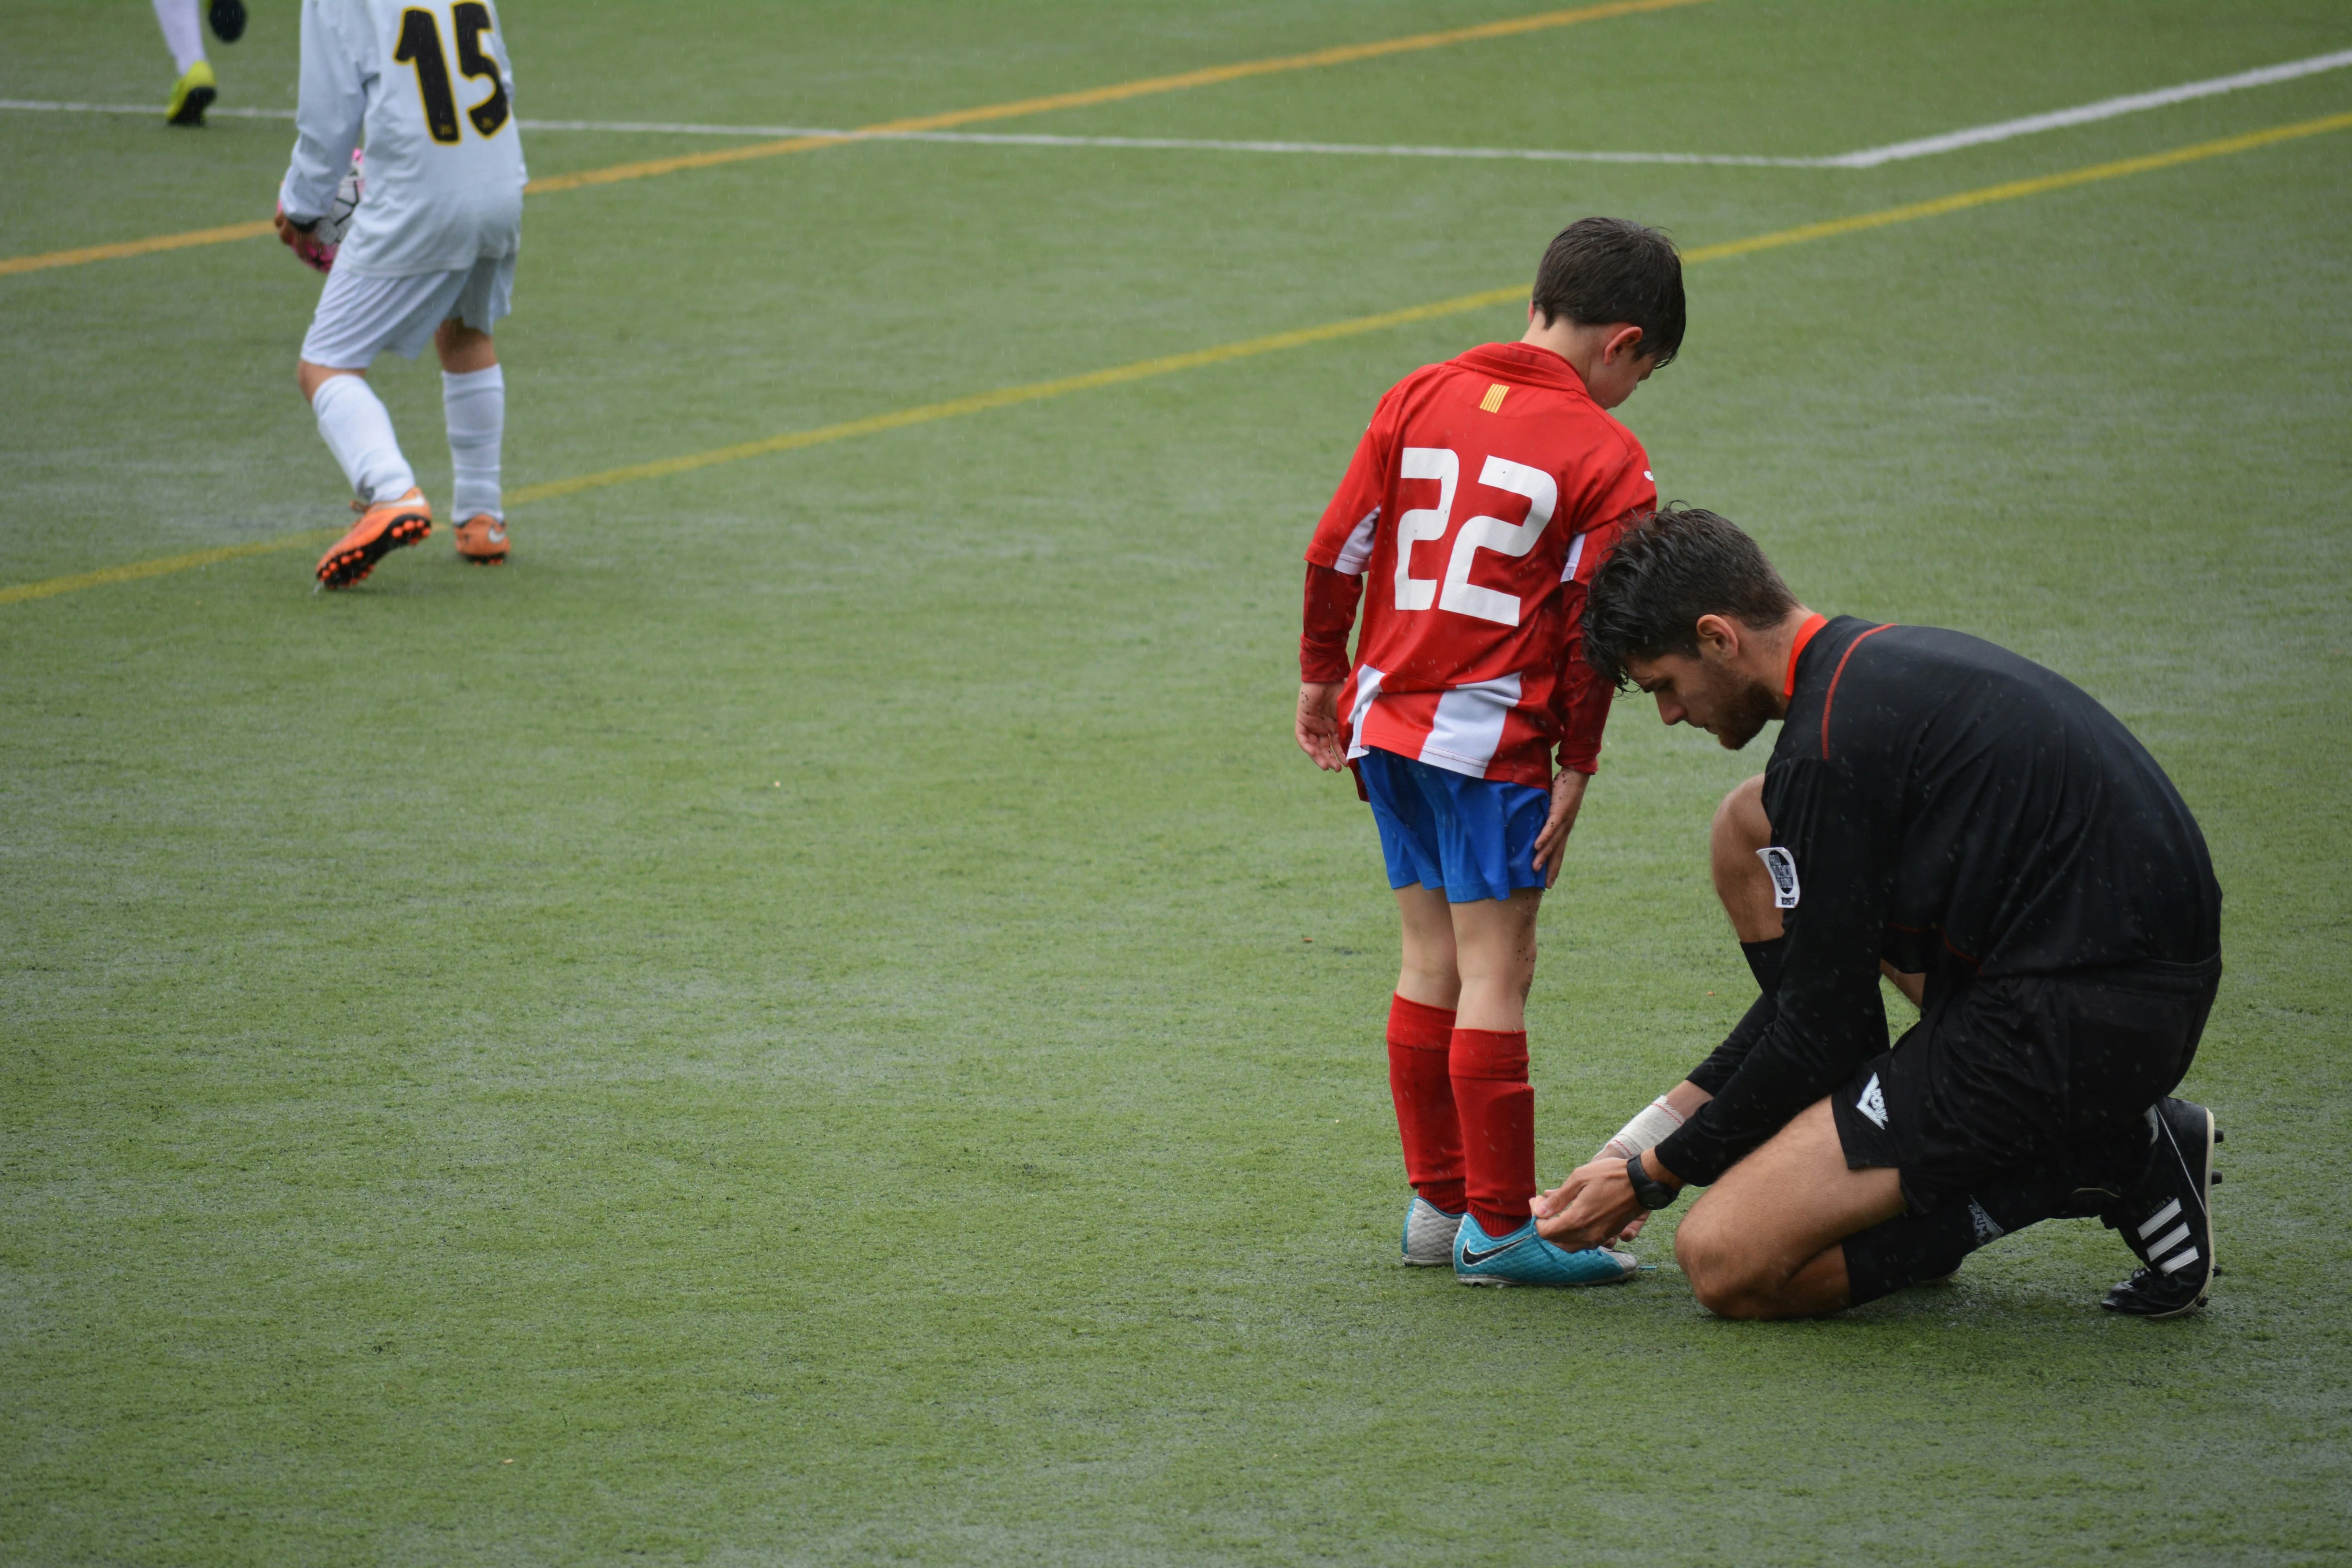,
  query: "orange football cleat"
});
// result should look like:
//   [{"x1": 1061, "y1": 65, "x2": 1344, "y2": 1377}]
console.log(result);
[
  {"x1": 453, "y1": 514, "x2": 509, "y2": 565},
  {"x1": 315, "y1": 488, "x2": 432, "y2": 589}
]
